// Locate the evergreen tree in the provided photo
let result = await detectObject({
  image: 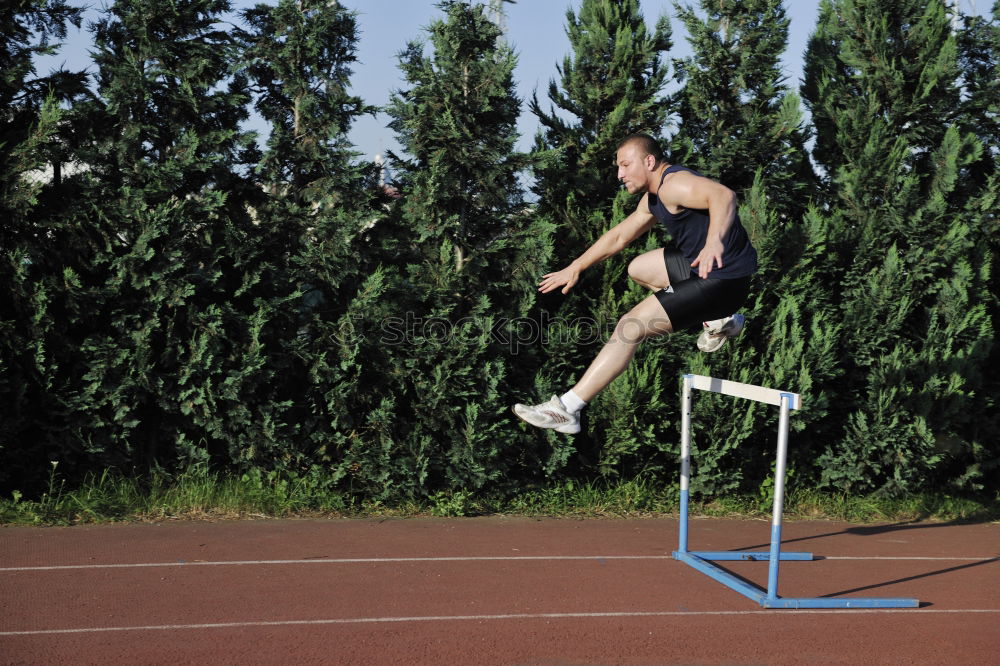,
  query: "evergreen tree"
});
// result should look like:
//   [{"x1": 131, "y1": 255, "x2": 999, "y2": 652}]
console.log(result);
[
  {"x1": 242, "y1": 0, "x2": 373, "y2": 199},
  {"x1": 802, "y1": 0, "x2": 994, "y2": 494},
  {"x1": 8, "y1": 0, "x2": 263, "y2": 485},
  {"x1": 240, "y1": 0, "x2": 391, "y2": 479},
  {"x1": 0, "y1": 1, "x2": 87, "y2": 205},
  {"x1": 1, "y1": 0, "x2": 88, "y2": 493},
  {"x1": 370, "y1": 0, "x2": 554, "y2": 500},
  {"x1": 86, "y1": 0, "x2": 255, "y2": 193},
  {"x1": 955, "y1": 2, "x2": 1000, "y2": 489},
  {"x1": 531, "y1": 0, "x2": 672, "y2": 253},
  {"x1": 957, "y1": 2, "x2": 1000, "y2": 184},
  {"x1": 670, "y1": 0, "x2": 814, "y2": 217}
]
